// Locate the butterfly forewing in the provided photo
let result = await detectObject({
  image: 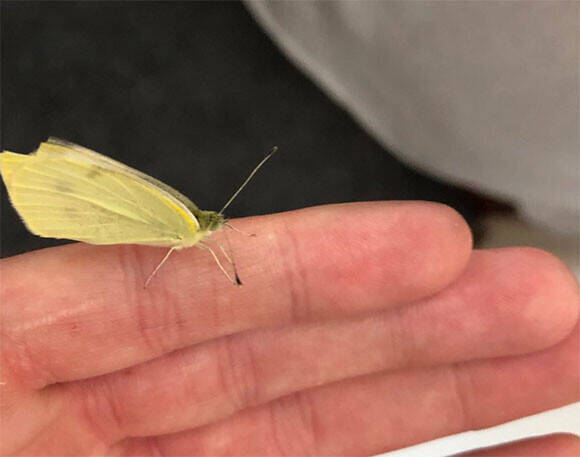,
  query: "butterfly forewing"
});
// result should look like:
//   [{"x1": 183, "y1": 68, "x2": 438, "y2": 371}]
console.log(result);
[
  {"x1": 1, "y1": 151, "x2": 199, "y2": 247},
  {"x1": 41, "y1": 138, "x2": 201, "y2": 215}
]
